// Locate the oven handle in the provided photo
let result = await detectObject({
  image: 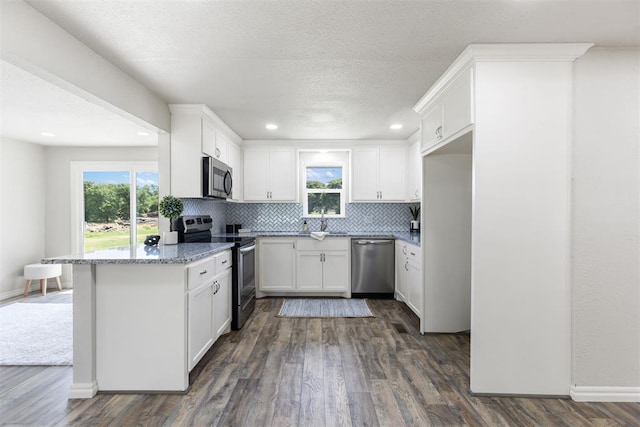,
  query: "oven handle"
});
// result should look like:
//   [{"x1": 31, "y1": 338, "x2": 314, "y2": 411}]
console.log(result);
[{"x1": 239, "y1": 244, "x2": 256, "y2": 254}]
